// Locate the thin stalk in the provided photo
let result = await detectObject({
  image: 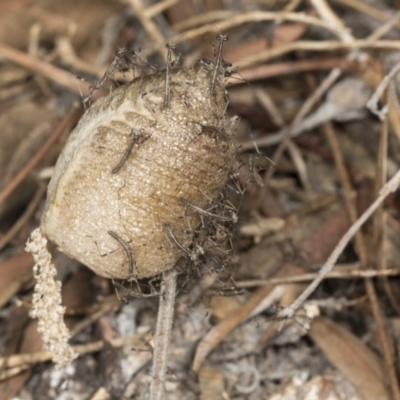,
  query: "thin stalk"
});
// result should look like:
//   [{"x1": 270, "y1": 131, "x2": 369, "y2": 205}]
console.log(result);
[{"x1": 150, "y1": 268, "x2": 177, "y2": 400}]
